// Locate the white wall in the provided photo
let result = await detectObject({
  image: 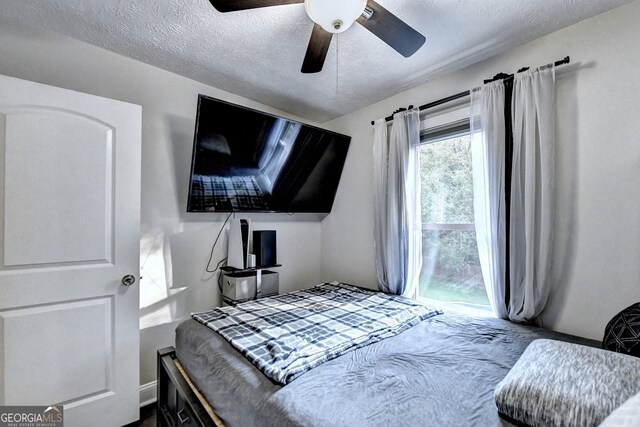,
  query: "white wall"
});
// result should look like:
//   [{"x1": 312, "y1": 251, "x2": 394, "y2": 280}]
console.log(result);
[
  {"x1": 322, "y1": 0, "x2": 640, "y2": 341},
  {"x1": 0, "y1": 19, "x2": 325, "y2": 392}
]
